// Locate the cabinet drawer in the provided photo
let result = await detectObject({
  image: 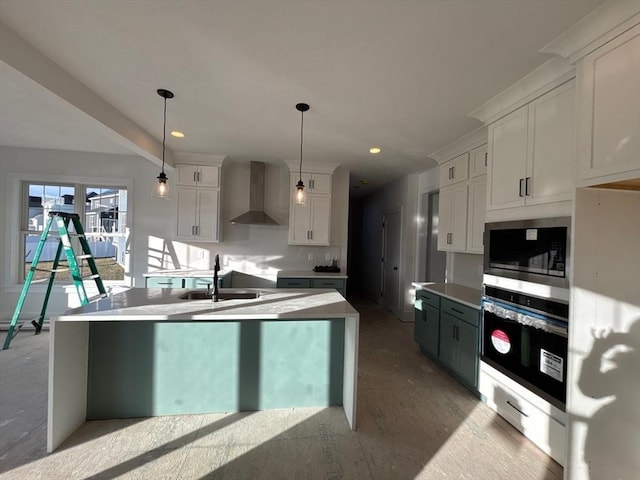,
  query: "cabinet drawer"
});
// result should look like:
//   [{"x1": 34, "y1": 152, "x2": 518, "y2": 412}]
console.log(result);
[
  {"x1": 312, "y1": 279, "x2": 344, "y2": 289},
  {"x1": 440, "y1": 298, "x2": 479, "y2": 327},
  {"x1": 417, "y1": 289, "x2": 440, "y2": 308},
  {"x1": 145, "y1": 277, "x2": 183, "y2": 288},
  {"x1": 277, "y1": 278, "x2": 312, "y2": 288},
  {"x1": 480, "y1": 368, "x2": 565, "y2": 465}
]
